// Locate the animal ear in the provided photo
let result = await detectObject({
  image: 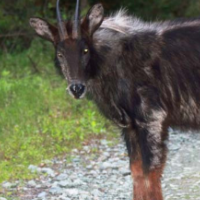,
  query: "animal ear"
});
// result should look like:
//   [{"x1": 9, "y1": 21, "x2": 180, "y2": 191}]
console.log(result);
[
  {"x1": 83, "y1": 3, "x2": 104, "y2": 36},
  {"x1": 29, "y1": 17, "x2": 58, "y2": 43}
]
